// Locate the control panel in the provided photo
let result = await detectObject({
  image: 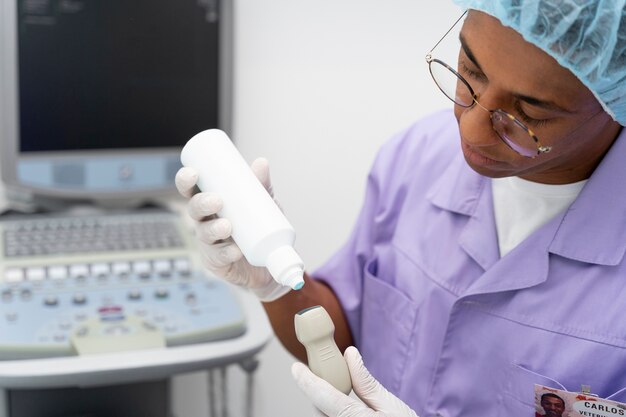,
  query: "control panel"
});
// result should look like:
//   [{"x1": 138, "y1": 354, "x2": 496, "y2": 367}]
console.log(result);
[{"x1": 0, "y1": 257, "x2": 246, "y2": 359}]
